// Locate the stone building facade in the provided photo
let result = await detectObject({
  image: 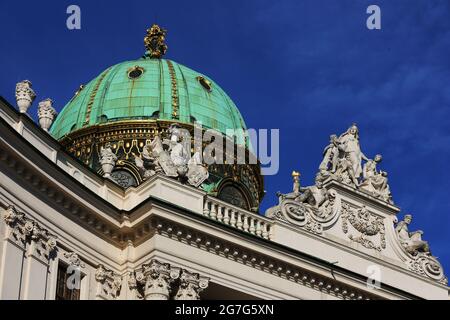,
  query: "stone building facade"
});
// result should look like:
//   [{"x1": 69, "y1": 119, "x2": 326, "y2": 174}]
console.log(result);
[{"x1": 0, "y1": 25, "x2": 448, "y2": 300}]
